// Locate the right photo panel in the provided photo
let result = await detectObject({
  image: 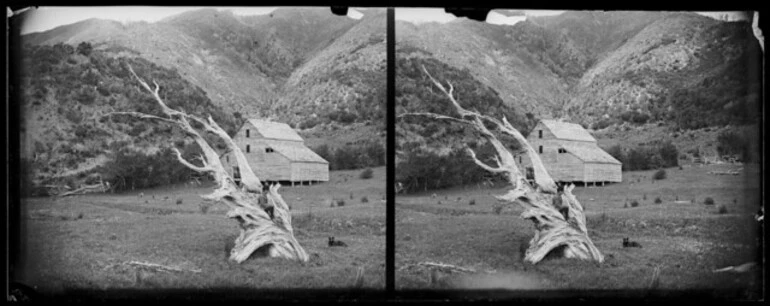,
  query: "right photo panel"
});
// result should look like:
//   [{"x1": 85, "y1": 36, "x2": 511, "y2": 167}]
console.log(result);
[{"x1": 395, "y1": 8, "x2": 763, "y2": 297}]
